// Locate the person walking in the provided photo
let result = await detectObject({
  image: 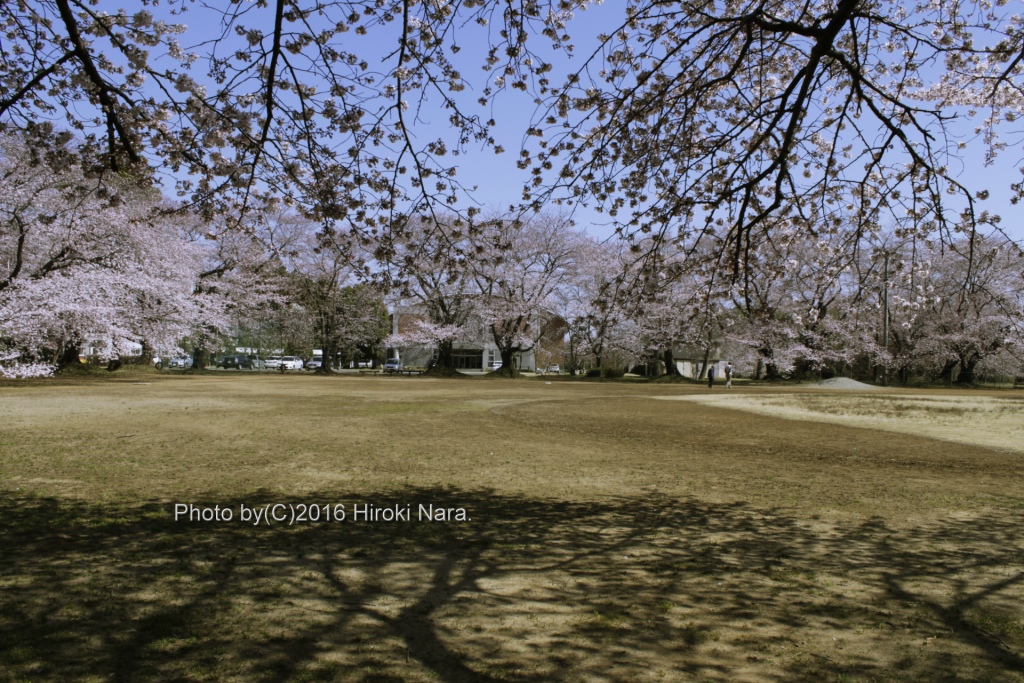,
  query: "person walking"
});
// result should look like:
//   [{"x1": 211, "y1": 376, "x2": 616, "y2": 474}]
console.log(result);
[
  {"x1": 725, "y1": 362, "x2": 733, "y2": 390},
  {"x1": 707, "y1": 364, "x2": 715, "y2": 389}
]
